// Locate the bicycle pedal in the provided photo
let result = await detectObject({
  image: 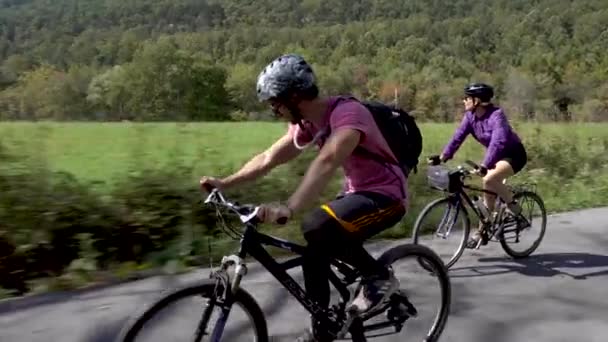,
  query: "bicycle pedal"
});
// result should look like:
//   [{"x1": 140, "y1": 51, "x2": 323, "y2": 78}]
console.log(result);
[
  {"x1": 474, "y1": 238, "x2": 488, "y2": 249},
  {"x1": 518, "y1": 218, "x2": 531, "y2": 230},
  {"x1": 336, "y1": 309, "x2": 358, "y2": 338},
  {"x1": 387, "y1": 302, "x2": 415, "y2": 322},
  {"x1": 393, "y1": 292, "x2": 418, "y2": 317}
]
